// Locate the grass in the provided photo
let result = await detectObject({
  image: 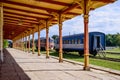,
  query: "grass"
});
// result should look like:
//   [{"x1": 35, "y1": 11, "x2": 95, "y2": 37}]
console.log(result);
[
  {"x1": 105, "y1": 53, "x2": 120, "y2": 59},
  {"x1": 48, "y1": 50, "x2": 120, "y2": 71}
]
